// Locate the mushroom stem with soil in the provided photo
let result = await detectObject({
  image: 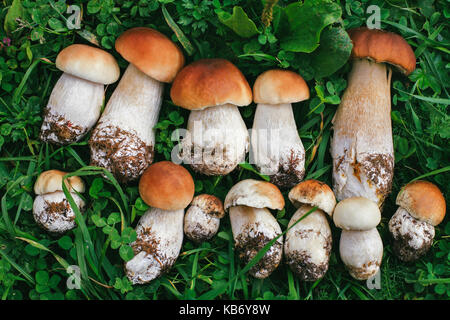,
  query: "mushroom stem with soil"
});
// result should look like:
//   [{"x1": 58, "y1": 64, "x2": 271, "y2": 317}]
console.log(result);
[
  {"x1": 40, "y1": 44, "x2": 119, "y2": 145},
  {"x1": 89, "y1": 27, "x2": 185, "y2": 183},
  {"x1": 251, "y1": 69, "x2": 310, "y2": 189},
  {"x1": 331, "y1": 28, "x2": 416, "y2": 207},
  {"x1": 224, "y1": 179, "x2": 285, "y2": 279},
  {"x1": 125, "y1": 161, "x2": 194, "y2": 284}
]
